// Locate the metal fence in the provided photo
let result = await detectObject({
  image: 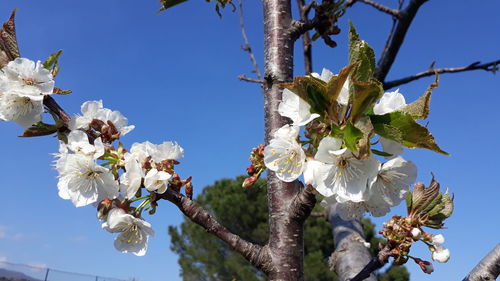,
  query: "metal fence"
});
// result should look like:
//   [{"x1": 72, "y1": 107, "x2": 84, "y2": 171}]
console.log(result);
[{"x1": 0, "y1": 261, "x2": 130, "y2": 281}]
